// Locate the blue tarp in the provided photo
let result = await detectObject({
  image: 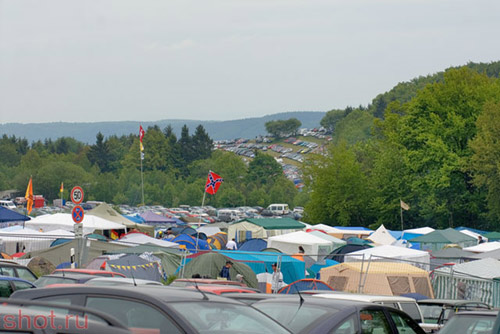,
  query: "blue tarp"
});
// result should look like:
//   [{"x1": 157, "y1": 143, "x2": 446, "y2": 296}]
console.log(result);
[
  {"x1": 0, "y1": 207, "x2": 30, "y2": 223},
  {"x1": 218, "y1": 250, "x2": 305, "y2": 284},
  {"x1": 239, "y1": 239, "x2": 268, "y2": 252},
  {"x1": 171, "y1": 234, "x2": 210, "y2": 251}
]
